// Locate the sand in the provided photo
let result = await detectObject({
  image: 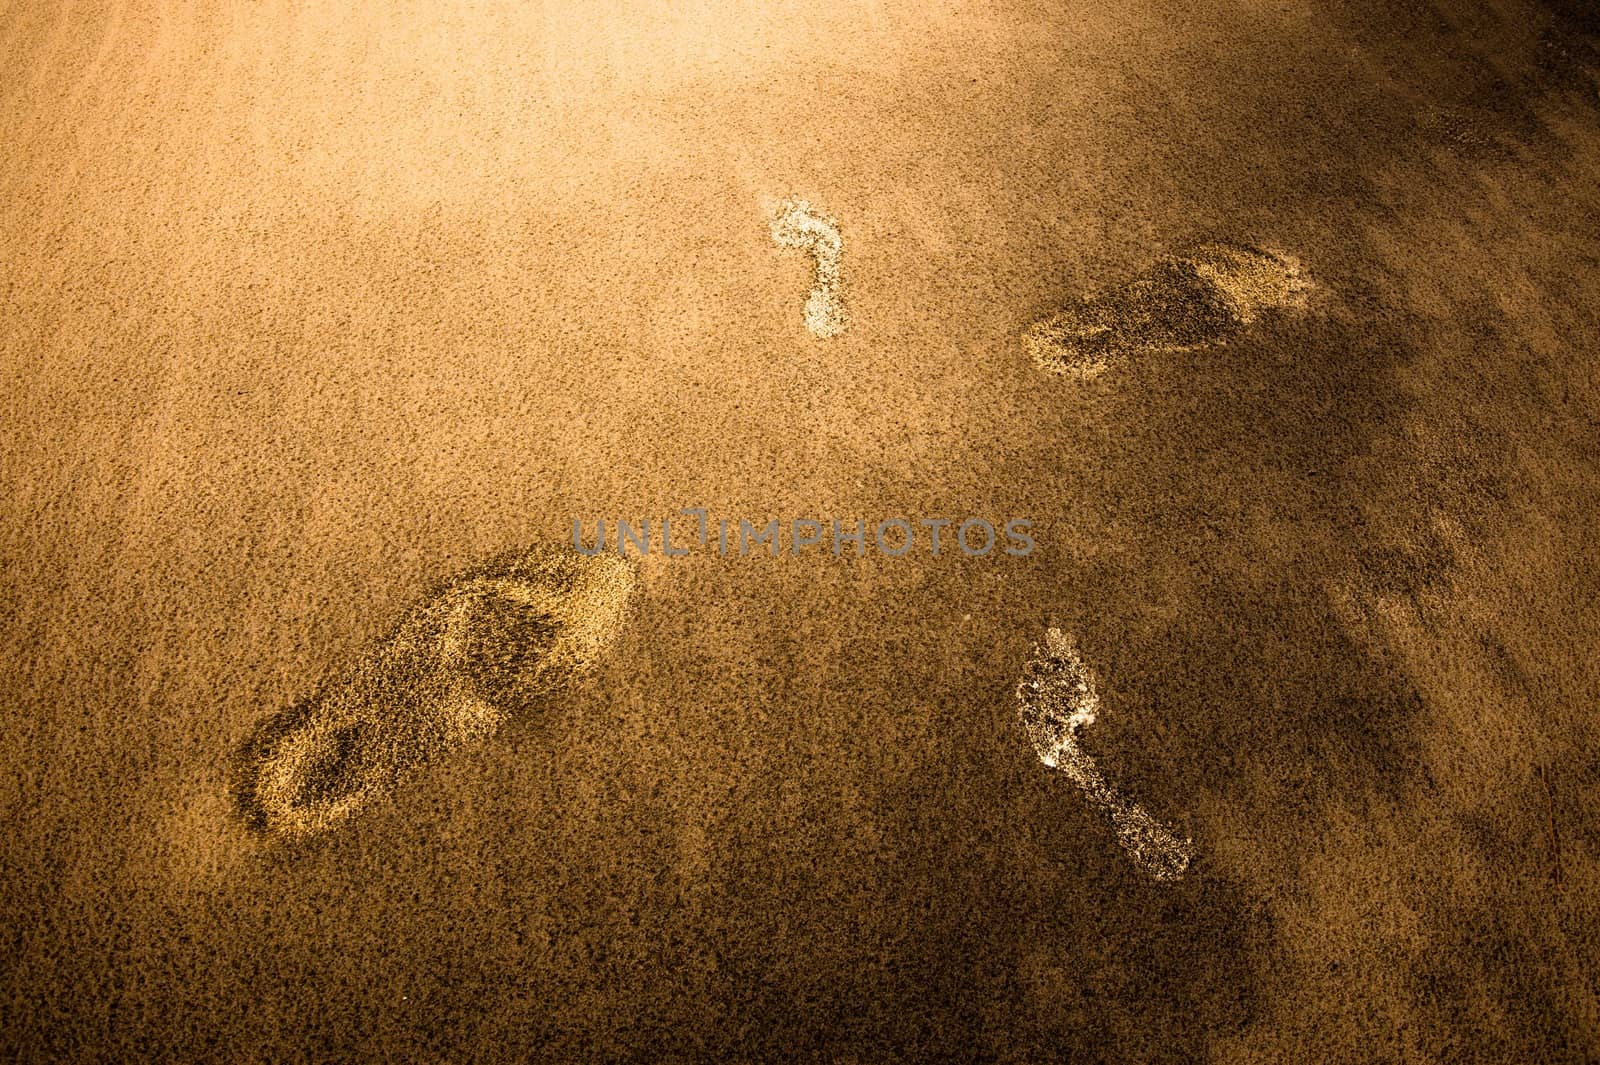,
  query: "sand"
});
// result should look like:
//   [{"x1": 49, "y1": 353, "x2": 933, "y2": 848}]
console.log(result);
[{"x1": 4, "y1": 0, "x2": 1600, "y2": 1060}]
